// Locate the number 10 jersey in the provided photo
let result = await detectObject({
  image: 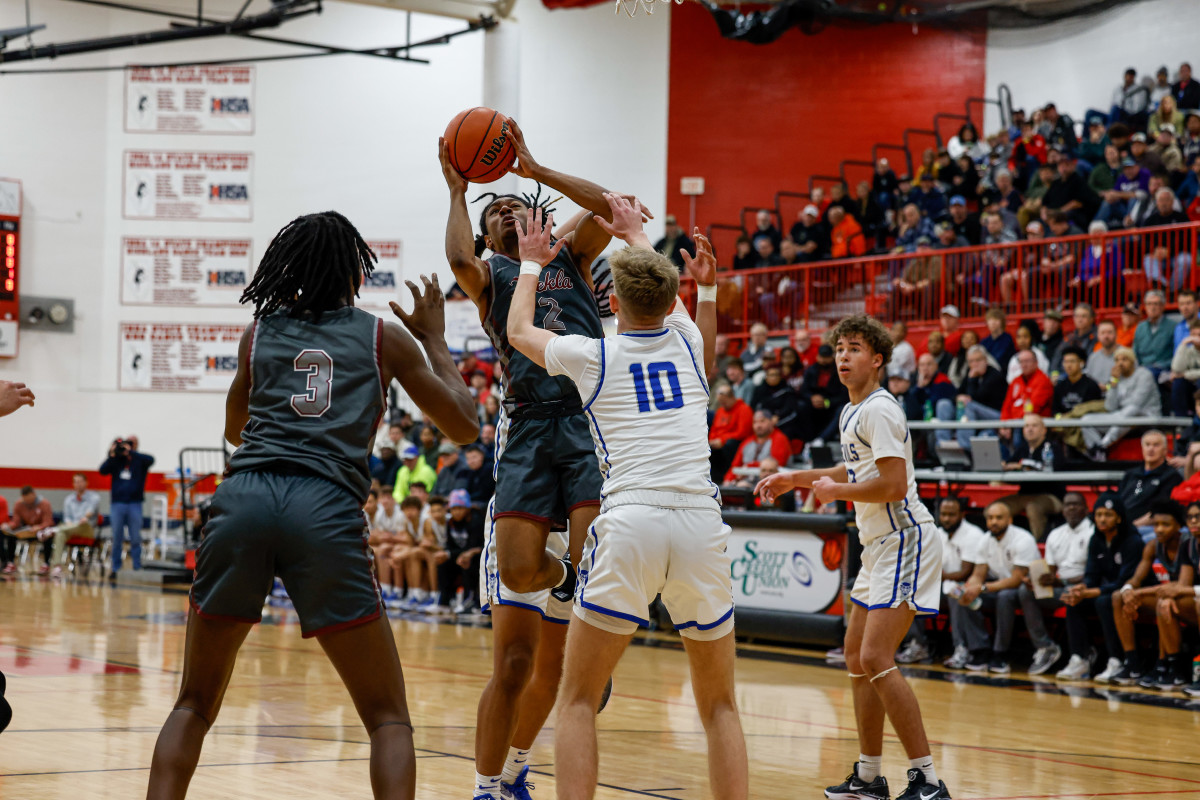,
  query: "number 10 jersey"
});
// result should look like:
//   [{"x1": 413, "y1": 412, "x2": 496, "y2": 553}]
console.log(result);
[
  {"x1": 543, "y1": 309, "x2": 719, "y2": 501},
  {"x1": 227, "y1": 306, "x2": 385, "y2": 502}
]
